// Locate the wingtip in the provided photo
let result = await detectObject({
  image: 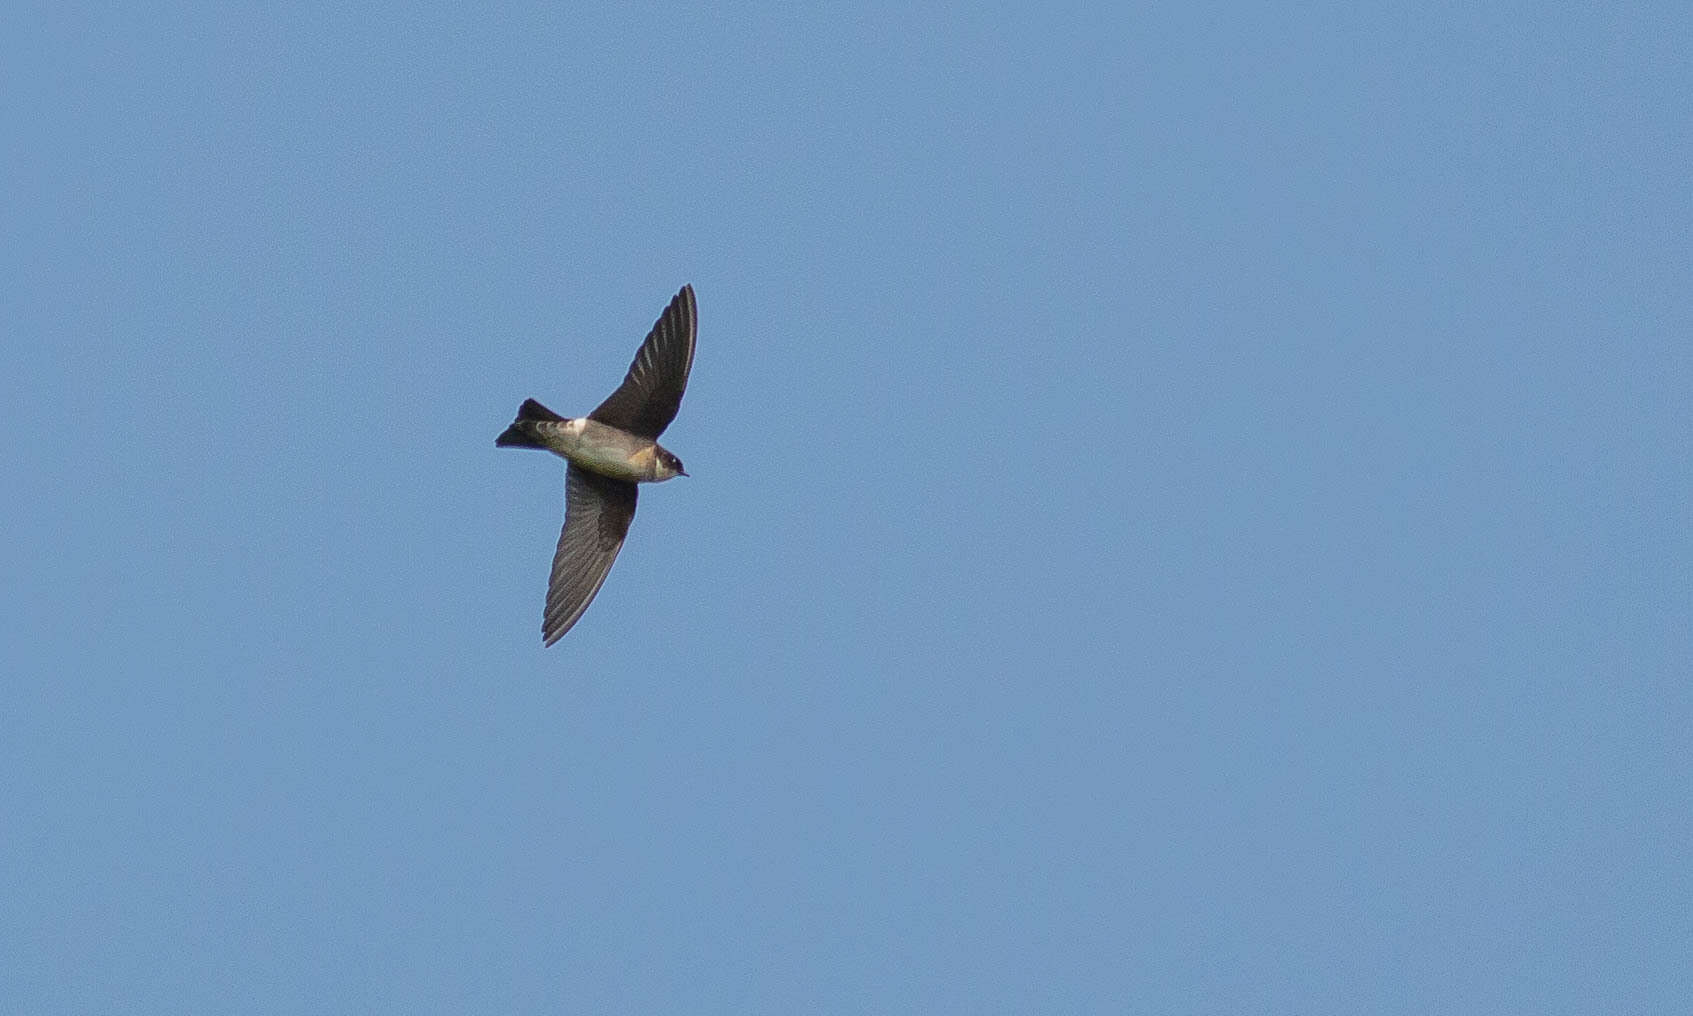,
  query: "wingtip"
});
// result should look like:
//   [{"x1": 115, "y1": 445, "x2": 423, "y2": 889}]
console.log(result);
[{"x1": 542, "y1": 609, "x2": 570, "y2": 646}]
